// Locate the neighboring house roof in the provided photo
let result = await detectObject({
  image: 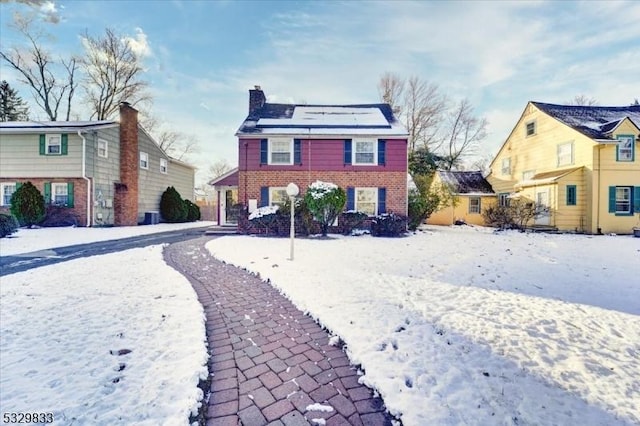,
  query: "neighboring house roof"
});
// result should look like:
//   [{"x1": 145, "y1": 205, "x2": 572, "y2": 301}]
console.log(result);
[
  {"x1": 236, "y1": 103, "x2": 408, "y2": 137},
  {"x1": 532, "y1": 102, "x2": 640, "y2": 141},
  {"x1": 0, "y1": 120, "x2": 117, "y2": 133},
  {"x1": 516, "y1": 167, "x2": 583, "y2": 189},
  {"x1": 437, "y1": 170, "x2": 494, "y2": 195},
  {"x1": 209, "y1": 167, "x2": 239, "y2": 186}
]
